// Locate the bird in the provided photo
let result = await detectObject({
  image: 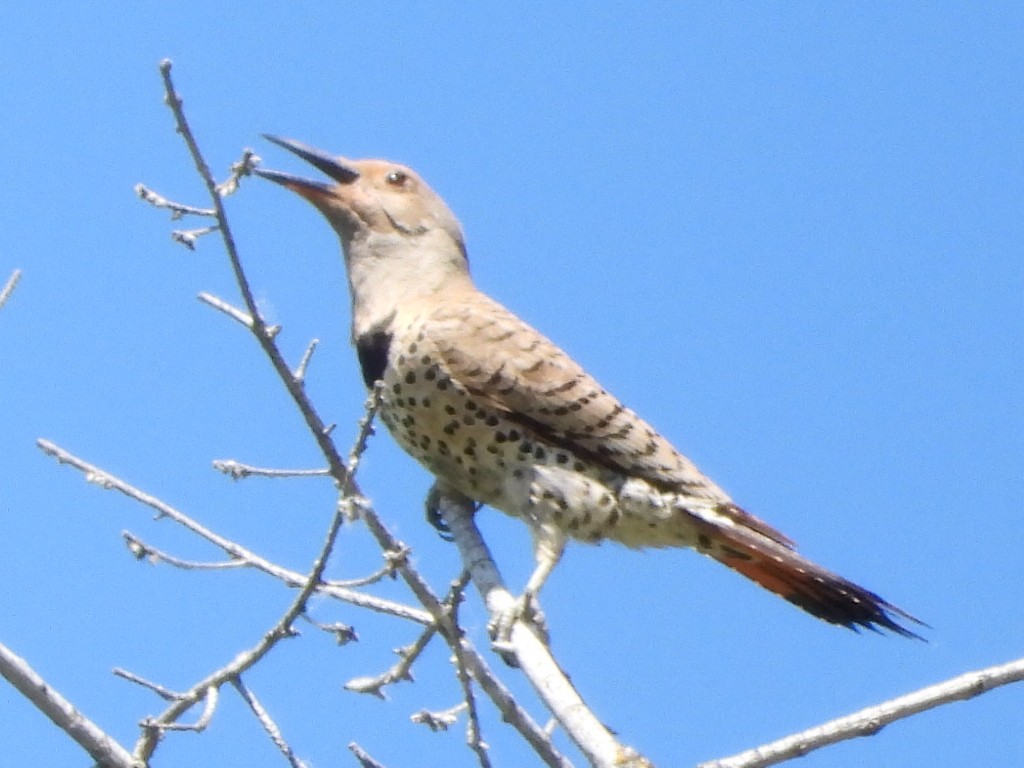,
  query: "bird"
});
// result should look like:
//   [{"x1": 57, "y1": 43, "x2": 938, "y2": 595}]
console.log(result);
[{"x1": 255, "y1": 135, "x2": 922, "y2": 639}]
